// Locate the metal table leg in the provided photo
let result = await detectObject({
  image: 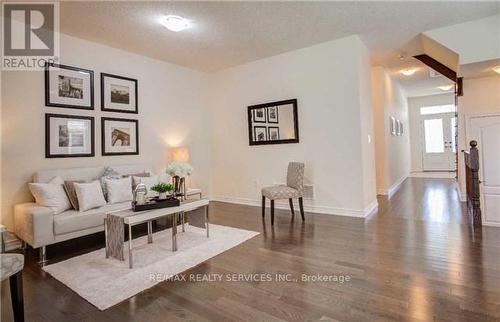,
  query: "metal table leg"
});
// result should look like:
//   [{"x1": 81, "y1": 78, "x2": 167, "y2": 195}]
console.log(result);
[
  {"x1": 181, "y1": 212, "x2": 185, "y2": 232},
  {"x1": 205, "y1": 205, "x2": 210, "y2": 238},
  {"x1": 128, "y1": 224, "x2": 133, "y2": 269},
  {"x1": 147, "y1": 221, "x2": 153, "y2": 244},
  {"x1": 172, "y1": 213, "x2": 178, "y2": 251}
]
